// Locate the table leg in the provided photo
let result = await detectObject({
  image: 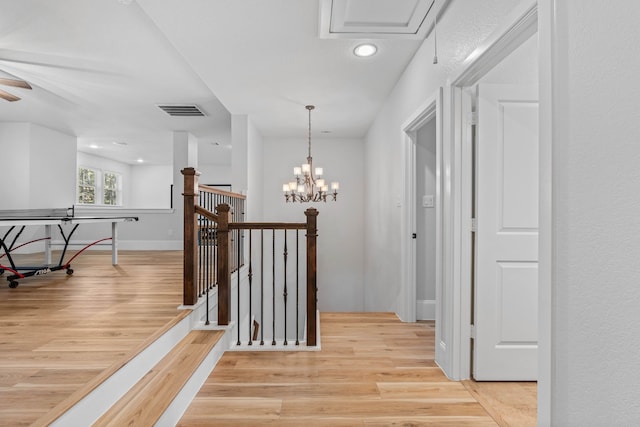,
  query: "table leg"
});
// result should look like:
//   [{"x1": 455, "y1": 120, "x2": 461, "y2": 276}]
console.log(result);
[
  {"x1": 112, "y1": 222, "x2": 118, "y2": 265},
  {"x1": 45, "y1": 225, "x2": 52, "y2": 265}
]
